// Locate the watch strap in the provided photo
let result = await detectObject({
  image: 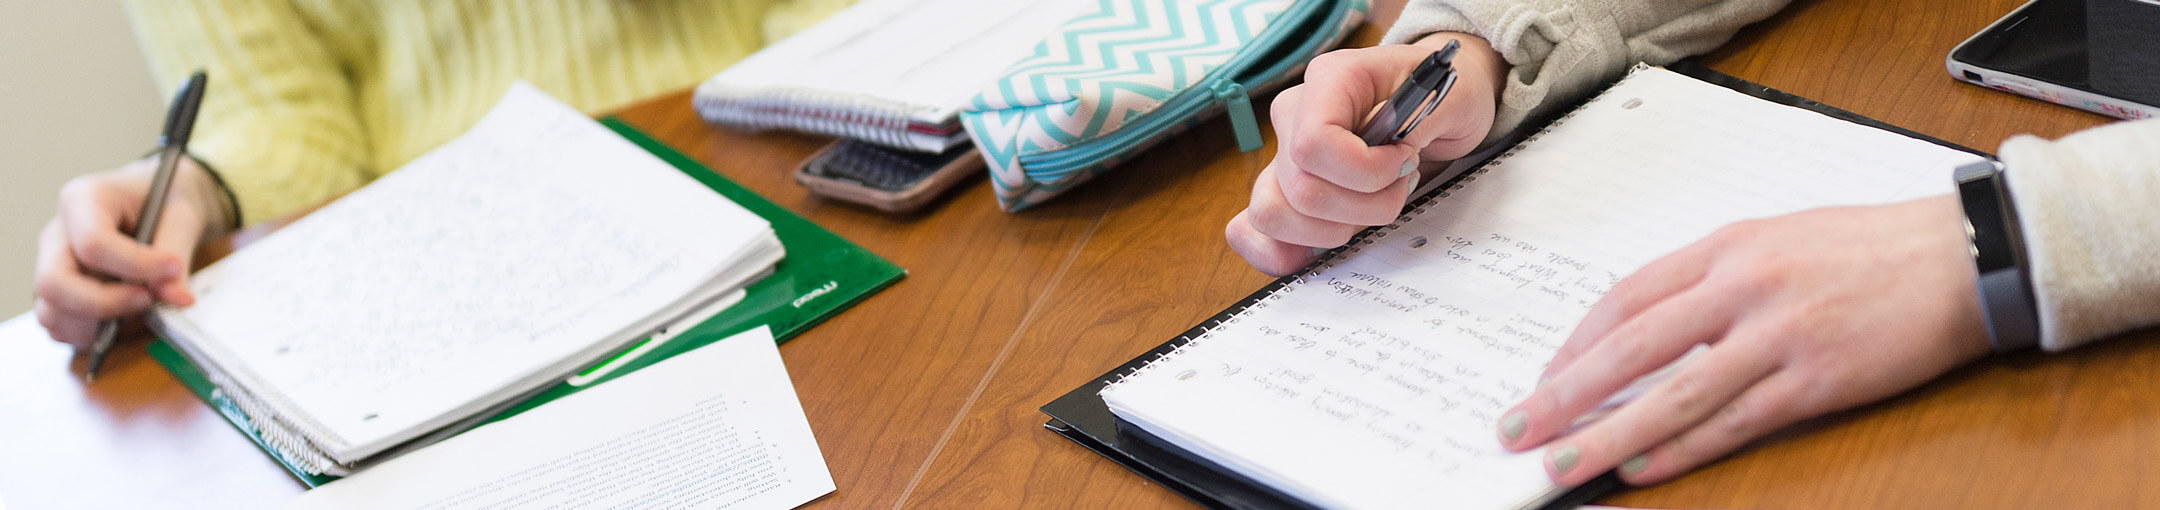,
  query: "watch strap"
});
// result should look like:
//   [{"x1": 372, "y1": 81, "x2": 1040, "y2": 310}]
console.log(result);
[{"x1": 1954, "y1": 160, "x2": 2041, "y2": 352}]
